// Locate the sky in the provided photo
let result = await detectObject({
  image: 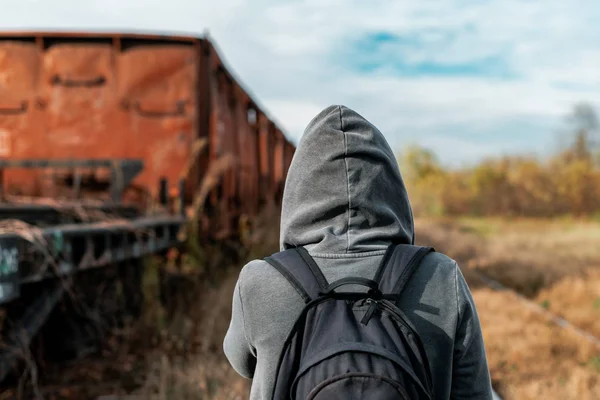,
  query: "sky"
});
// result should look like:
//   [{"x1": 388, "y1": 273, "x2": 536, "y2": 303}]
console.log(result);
[{"x1": 0, "y1": 0, "x2": 598, "y2": 167}]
